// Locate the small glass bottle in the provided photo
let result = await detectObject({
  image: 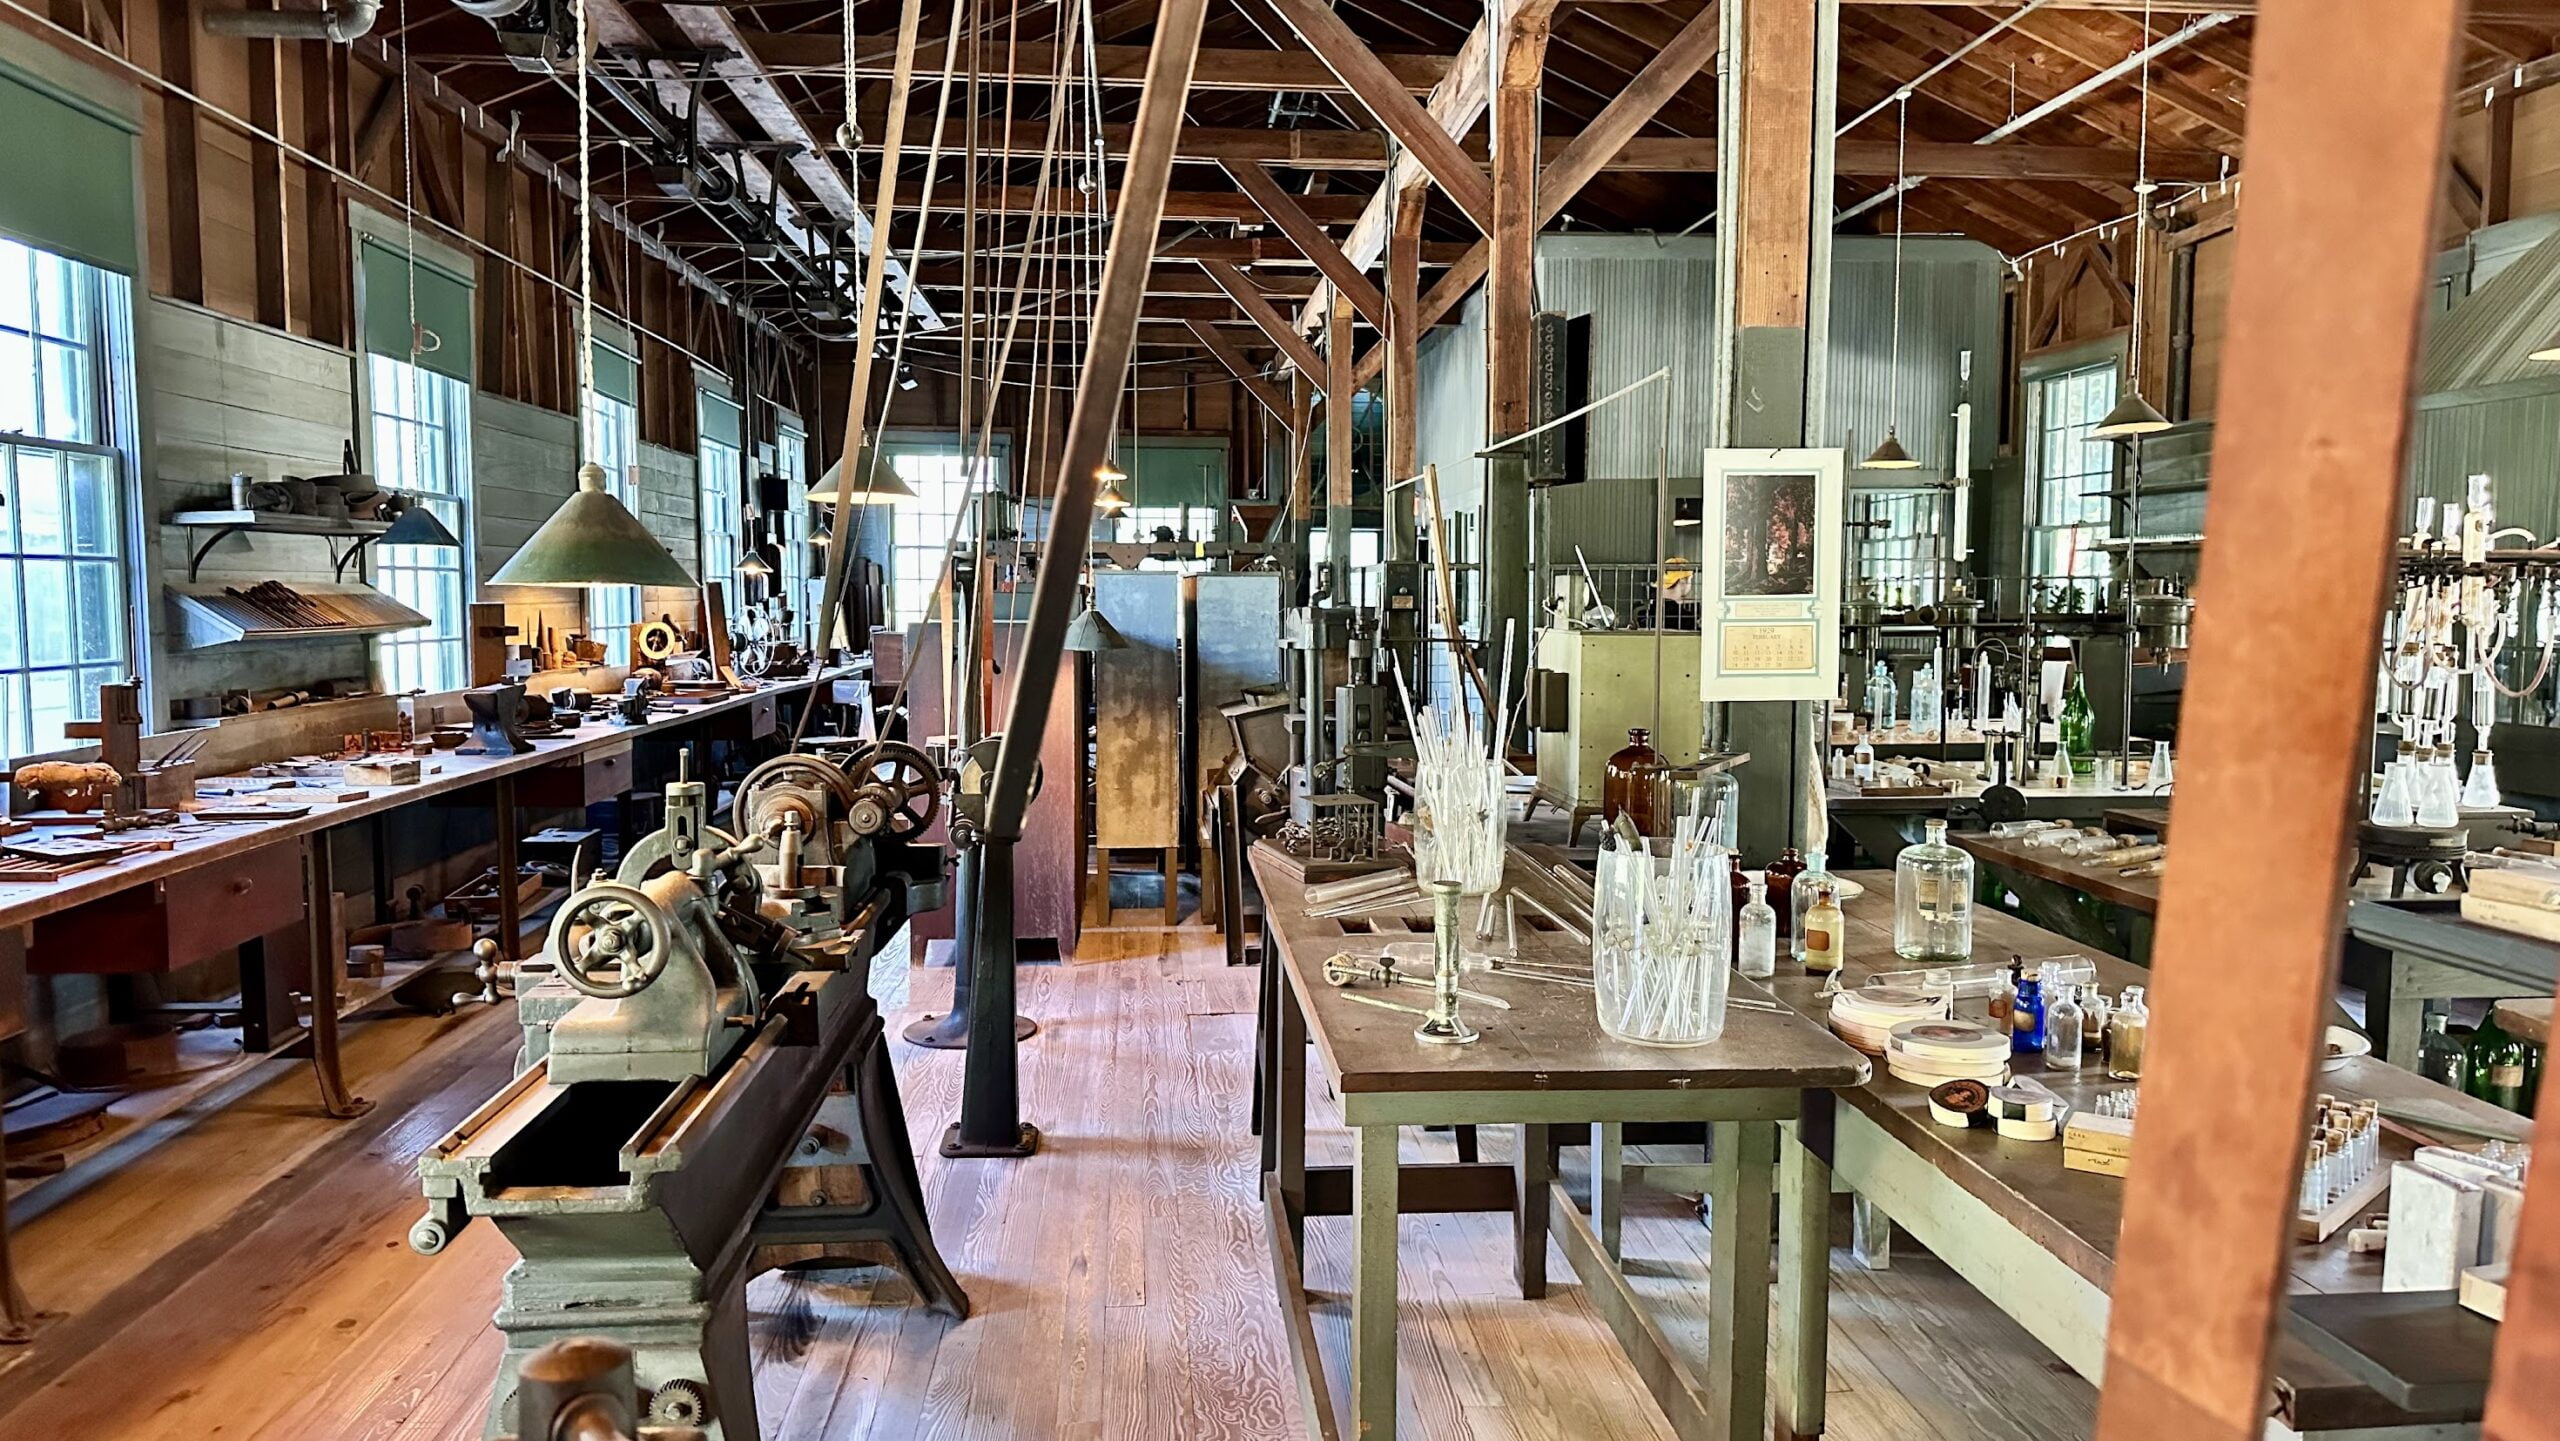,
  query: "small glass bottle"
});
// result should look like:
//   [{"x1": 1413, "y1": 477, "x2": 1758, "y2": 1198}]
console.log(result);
[
  {"x1": 2299, "y1": 1143, "x2": 2325, "y2": 1215},
  {"x1": 1767, "y1": 846, "x2": 1807, "y2": 935},
  {"x1": 2149, "y1": 739, "x2": 2174, "y2": 788},
  {"x1": 1893, "y1": 819, "x2": 1975, "y2": 960},
  {"x1": 2044, "y1": 982, "x2": 2084, "y2": 1070},
  {"x1": 1790, "y1": 849, "x2": 1833, "y2": 965},
  {"x1": 2081, "y1": 987, "x2": 2113, "y2": 1059},
  {"x1": 1852, "y1": 730, "x2": 1877, "y2": 784},
  {"x1": 2010, "y1": 967, "x2": 2047, "y2": 1054},
  {"x1": 1738, "y1": 875, "x2": 1777, "y2": 979},
  {"x1": 2106, "y1": 985, "x2": 2149, "y2": 1080},
  {"x1": 2373, "y1": 740, "x2": 2419, "y2": 826},
  {"x1": 1604, "y1": 728, "x2": 1664, "y2": 836},
  {"x1": 2418, "y1": 1011, "x2": 2470, "y2": 1091},
  {"x1": 1800, "y1": 878, "x2": 1845, "y2": 975}
]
